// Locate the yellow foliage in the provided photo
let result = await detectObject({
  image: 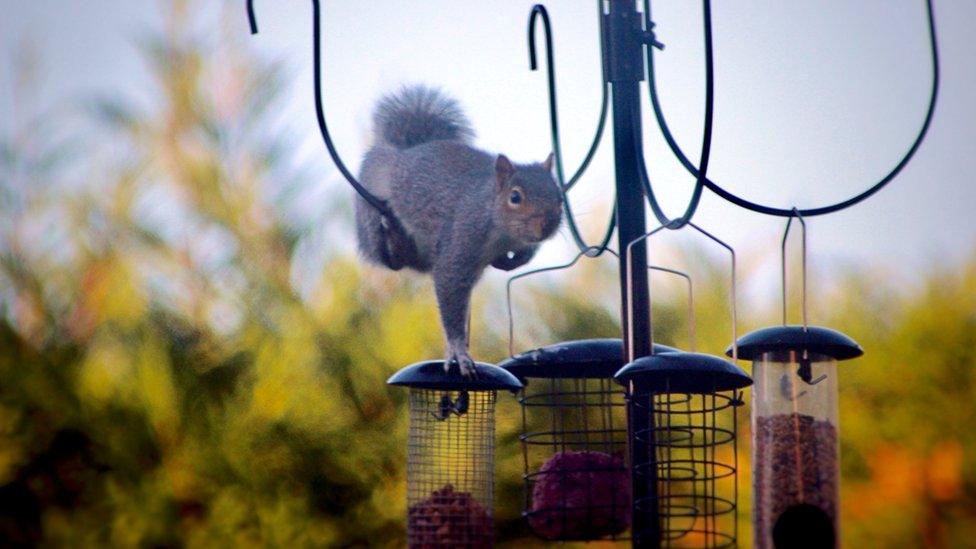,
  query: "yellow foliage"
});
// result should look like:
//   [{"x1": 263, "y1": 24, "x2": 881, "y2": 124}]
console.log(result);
[{"x1": 78, "y1": 332, "x2": 136, "y2": 407}]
